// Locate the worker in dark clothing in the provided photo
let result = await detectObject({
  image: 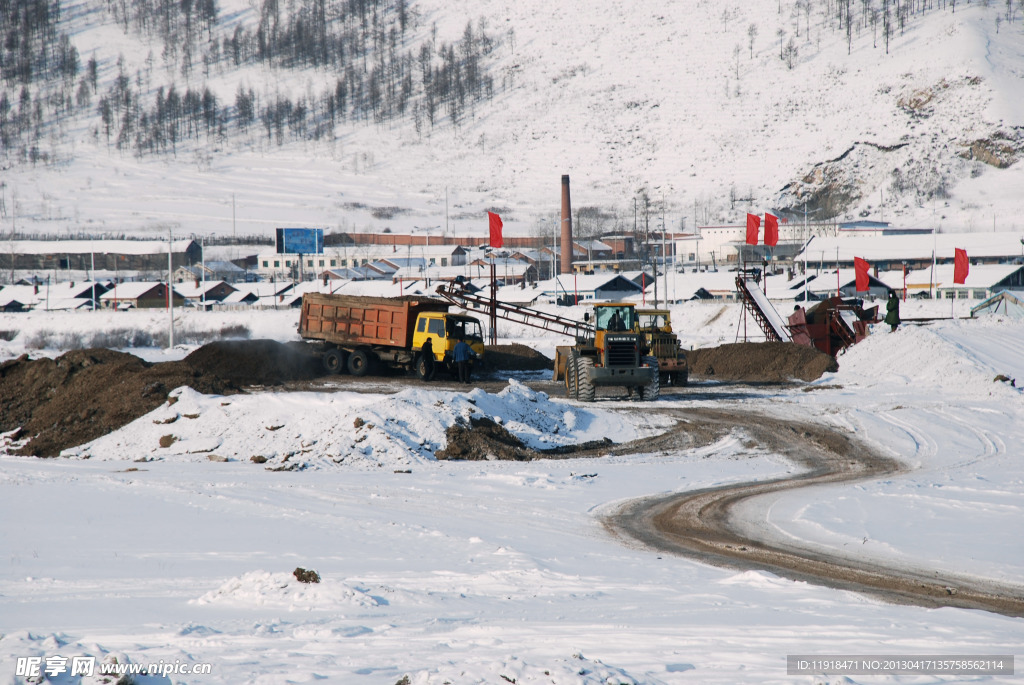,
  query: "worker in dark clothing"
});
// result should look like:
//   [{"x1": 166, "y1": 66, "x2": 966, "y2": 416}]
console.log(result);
[
  {"x1": 884, "y1": 291, "x2": 901, "y2": 332},
  {"x1": 453, "y1": 339, "x2": 476, "y2": 384},
  {"x1": 609, "y1": 311, "x2": 625, "y2": 331},
  {"x1": 419, "y1": 337, "x2": 435, "y2": 379}
]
